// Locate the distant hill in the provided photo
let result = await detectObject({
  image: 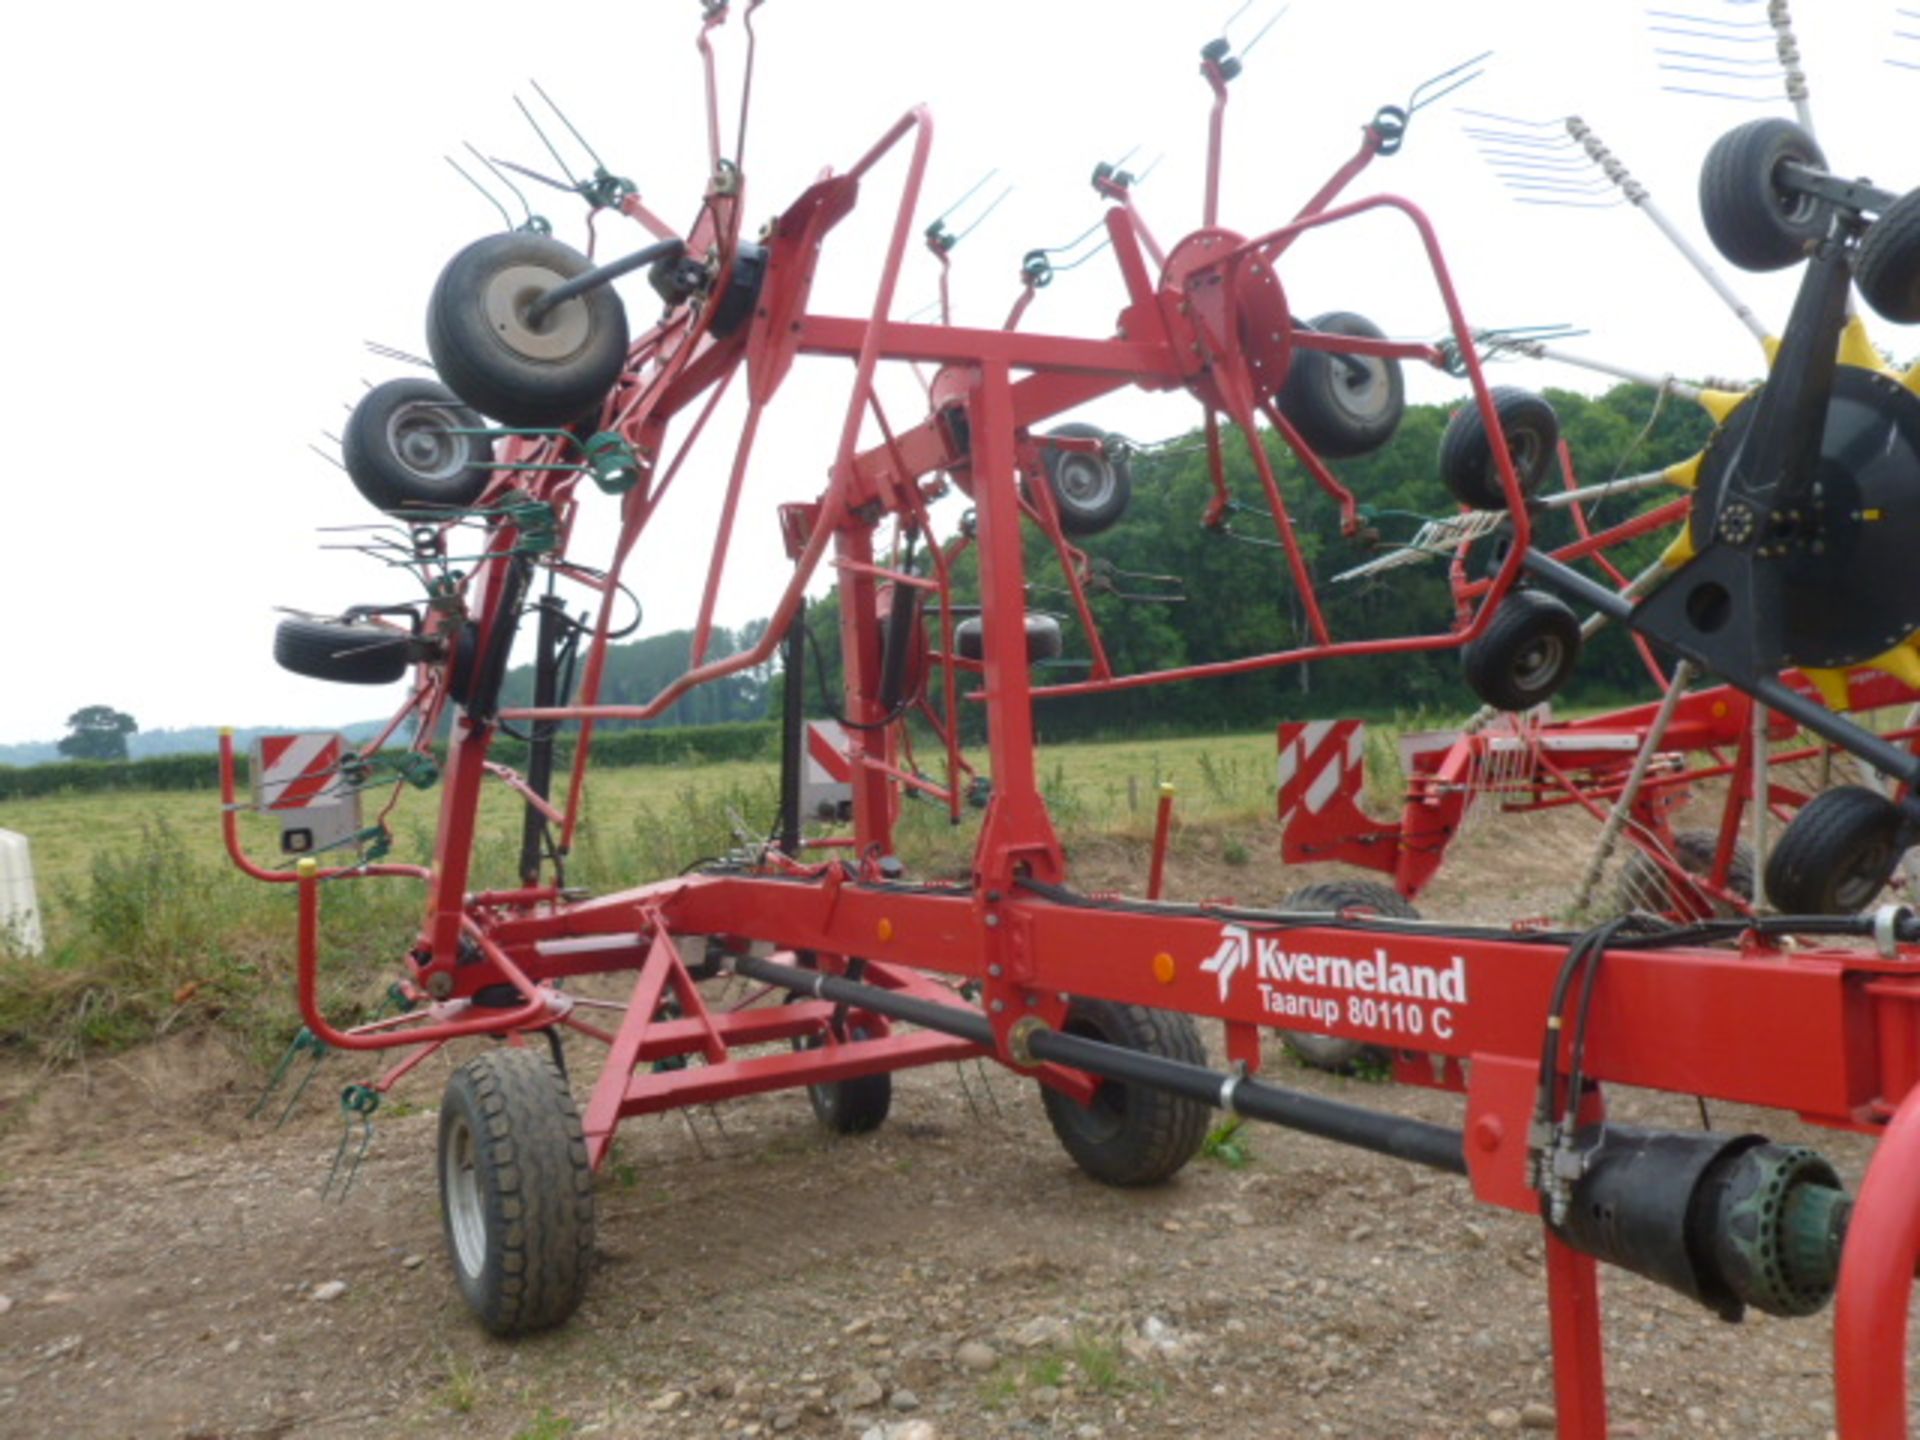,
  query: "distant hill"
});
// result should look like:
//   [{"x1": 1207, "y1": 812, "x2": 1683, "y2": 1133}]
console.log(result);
[
  {"x1": 0, "y1": 721, "x2": 389, "y2": 769},
  {"x1": 0, "y1": 623, "x2": 775, "y2": 768}
]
